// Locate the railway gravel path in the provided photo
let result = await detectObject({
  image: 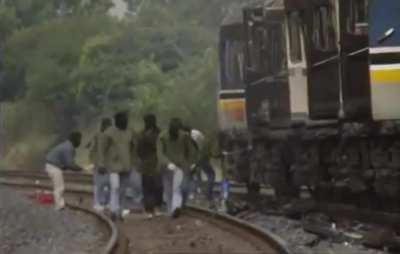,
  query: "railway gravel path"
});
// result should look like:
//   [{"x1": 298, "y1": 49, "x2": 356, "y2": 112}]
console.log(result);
[{"x1": 0, "y1": 187, "x2": 106, "y2": 254}]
